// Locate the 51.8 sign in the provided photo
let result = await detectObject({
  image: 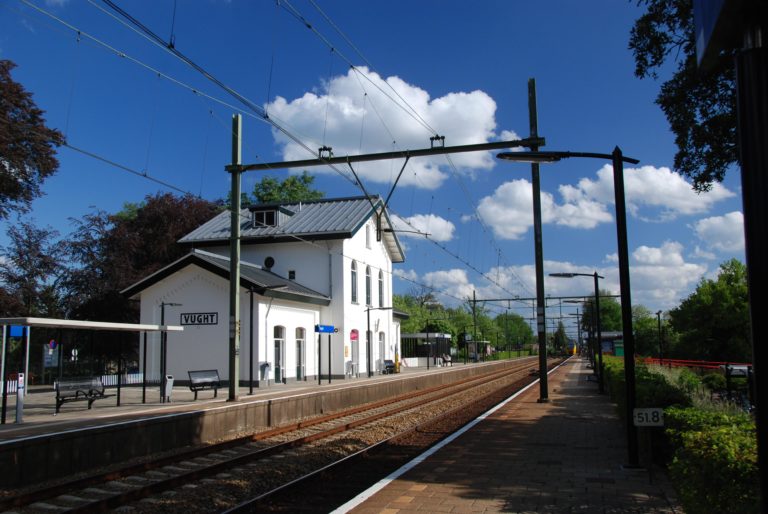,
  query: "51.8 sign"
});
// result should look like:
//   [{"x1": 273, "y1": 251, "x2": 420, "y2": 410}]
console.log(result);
[{"x1": 633, "y1": 408, "x2": 664, "y2": 427}]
